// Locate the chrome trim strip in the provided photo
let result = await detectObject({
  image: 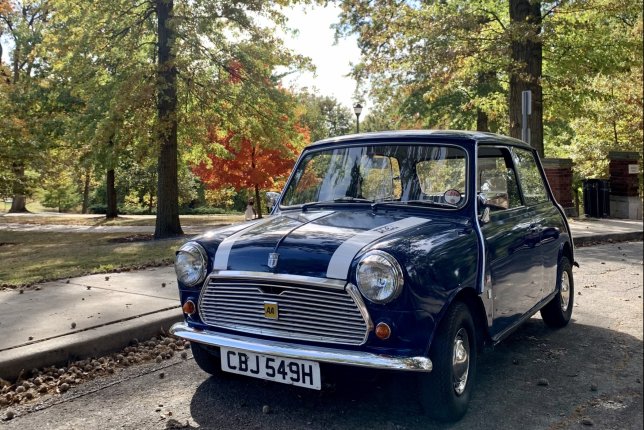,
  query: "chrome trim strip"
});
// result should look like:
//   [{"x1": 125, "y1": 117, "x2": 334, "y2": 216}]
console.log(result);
[
  {"x1": 346, "y1": 283, "x2": 374, "y2": 336},
  {"x1": 171, "y1": 322, "x2": 432, "y2": 372},
  {"x1": 326, "y1": 217, "x2": 431, "y2": 280},
  {"x1": 208, "y1": 271, "x2": 347, "y2": 290},
  {"x1": 473, "y1": 143, "x2": 487, "y2": 295}
]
